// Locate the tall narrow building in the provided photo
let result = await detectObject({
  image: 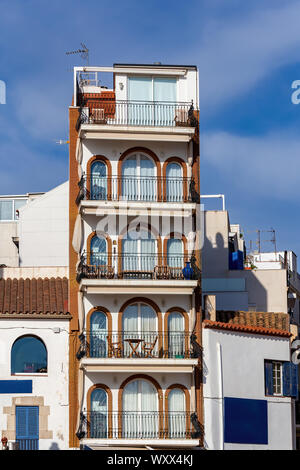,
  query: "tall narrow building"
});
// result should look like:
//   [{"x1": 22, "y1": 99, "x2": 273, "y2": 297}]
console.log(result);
[{"x1": 68, "y1": 64, "x2": 202, "y2": 449}]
